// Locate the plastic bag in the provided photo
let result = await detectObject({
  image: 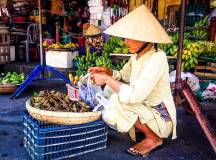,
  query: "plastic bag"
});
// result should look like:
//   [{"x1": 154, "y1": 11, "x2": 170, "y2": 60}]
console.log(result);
[
  {"x1": 93, "y1": 93, "x2": 117, "y2": 130},
  {"x1": 169, "y1": 70, "x2": 187, "y2": 82},
  {"x1": 202, "y1": 83, "x2": 216, "y2": 100},
  {"x1": 169, "y1": 70, "x2": 200, "y2": 92},
  {"x1": 184, "y1": 72, "x2": 200, "y2": 92},
  {"x1": 78, "y1": 74, "x2": 103, "y2": 108}
]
